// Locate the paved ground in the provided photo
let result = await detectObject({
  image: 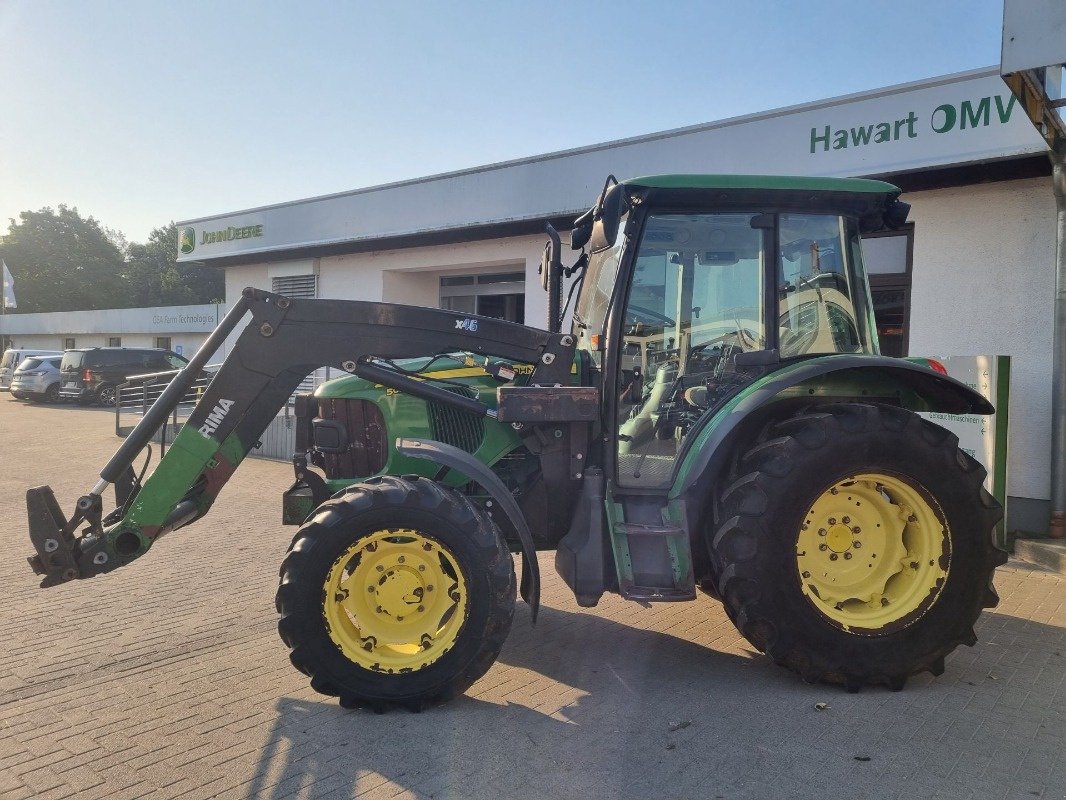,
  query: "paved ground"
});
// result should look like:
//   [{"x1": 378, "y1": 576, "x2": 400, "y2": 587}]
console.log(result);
[{"x1": 1, "y1": 395, "x2": 1065, "y2": 800}]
